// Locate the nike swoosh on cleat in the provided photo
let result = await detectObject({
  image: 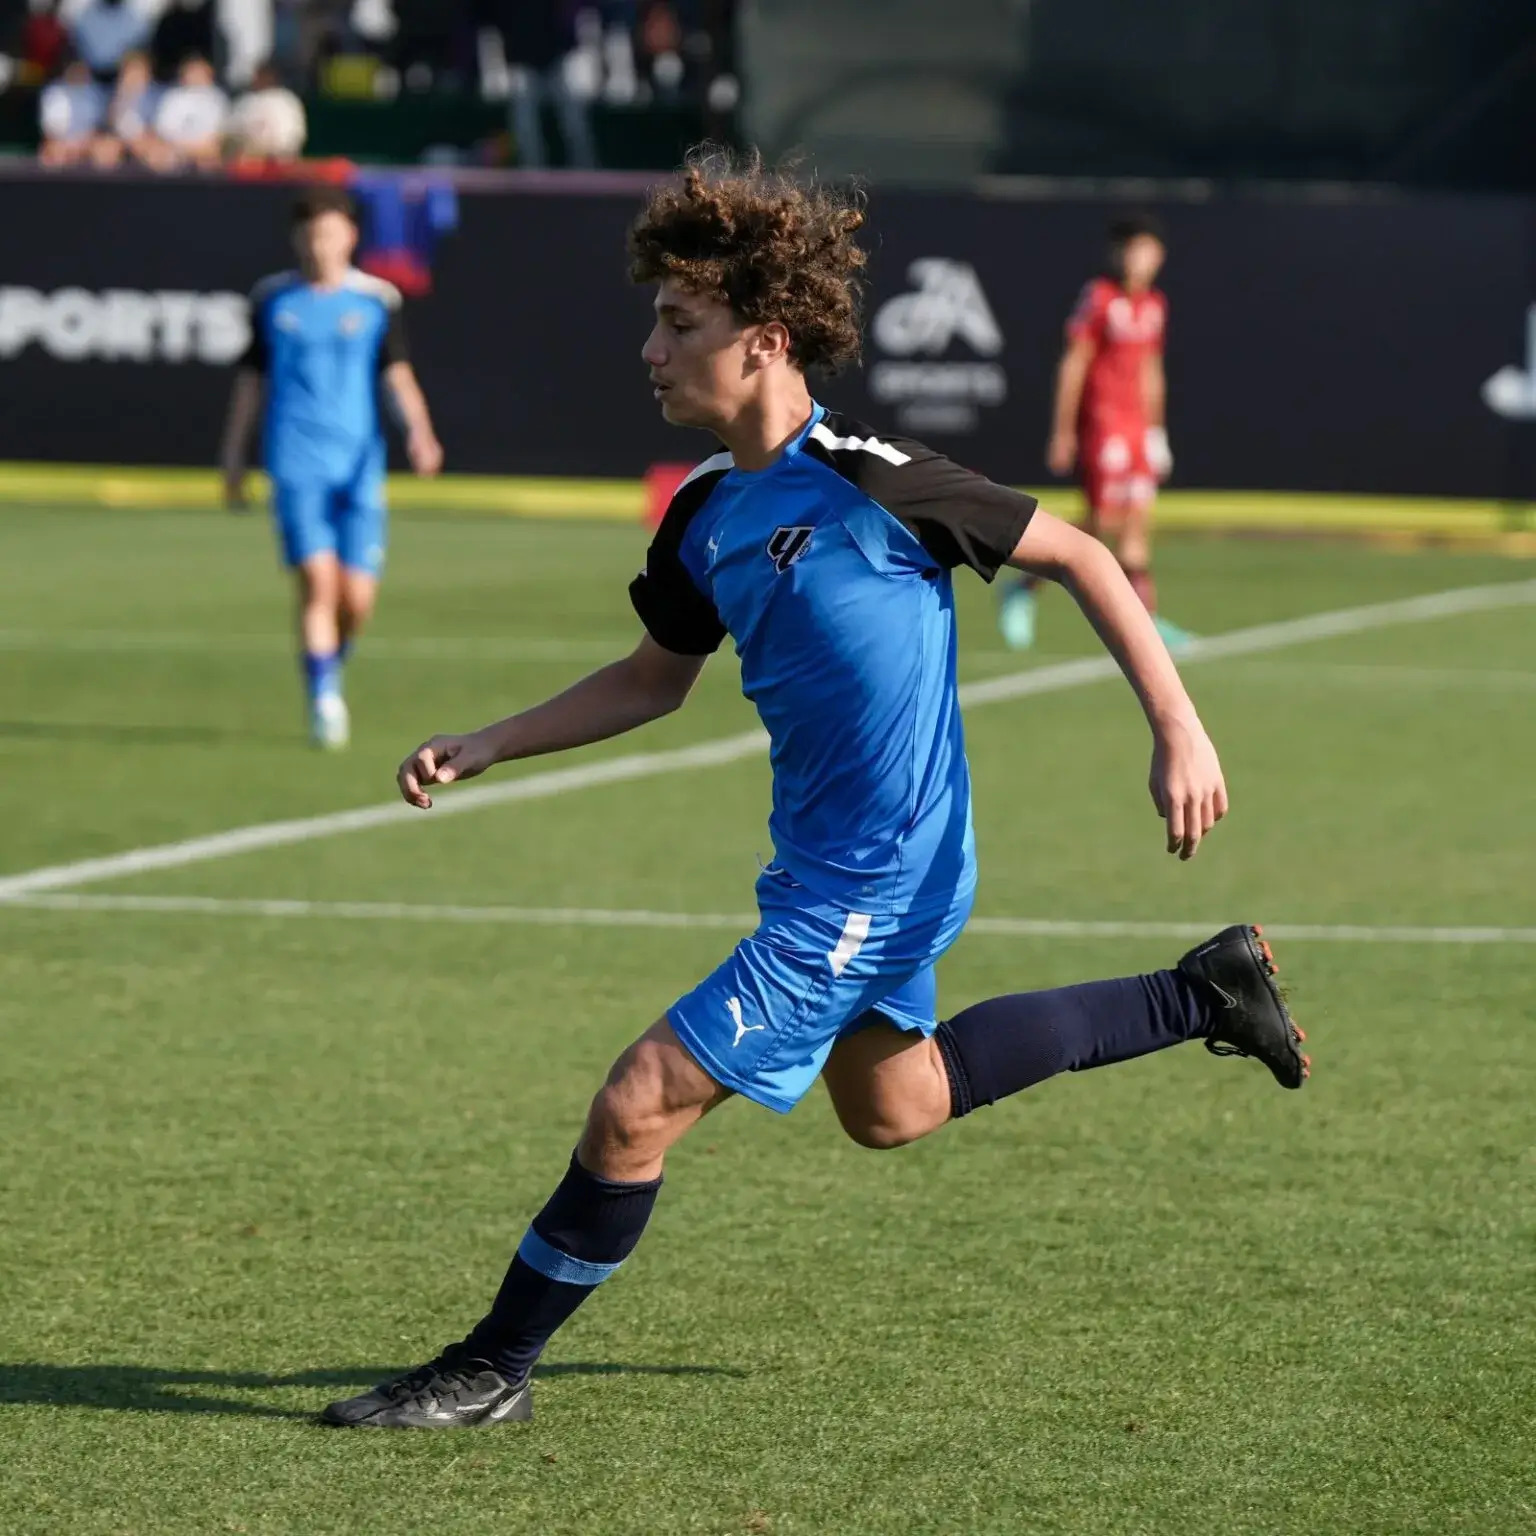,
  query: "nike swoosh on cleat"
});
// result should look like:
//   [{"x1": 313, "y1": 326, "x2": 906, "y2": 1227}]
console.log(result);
[
  {"x1": 487, "y1": 1394, "x2": 523, "y2": 1421},
  {"x1": 1210, "y1": 983, "x2": 1239, "y2": 1008}
]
